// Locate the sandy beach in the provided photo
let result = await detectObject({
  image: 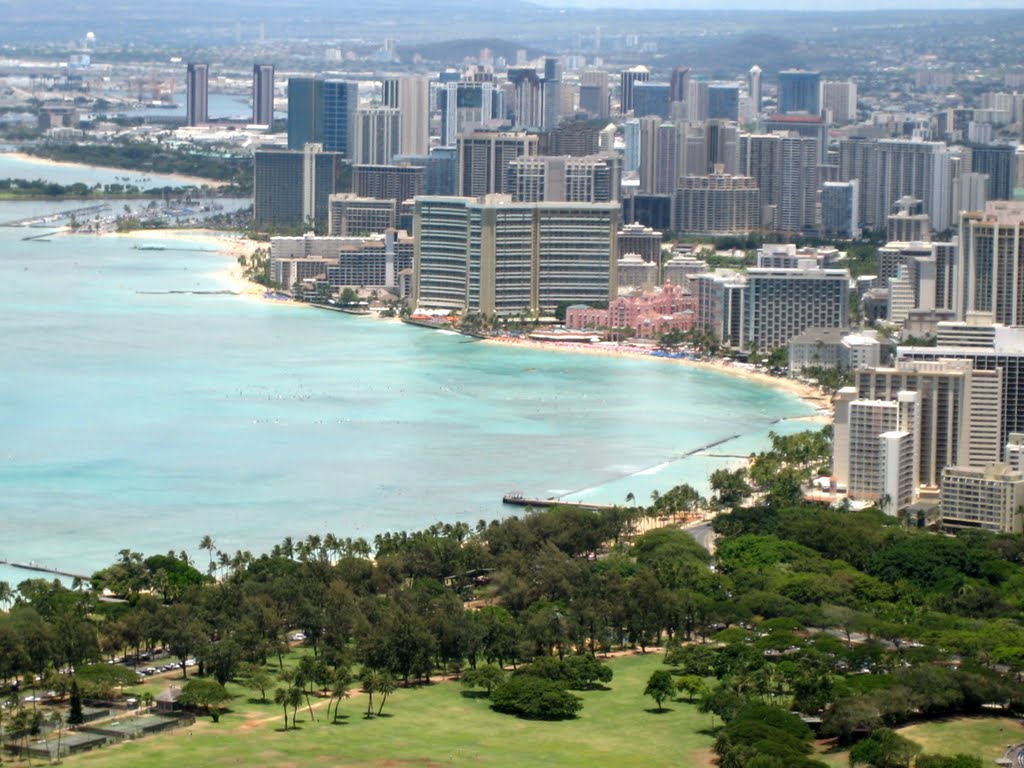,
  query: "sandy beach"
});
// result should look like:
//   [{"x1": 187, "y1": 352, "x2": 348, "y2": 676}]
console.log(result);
[
  {"x1": 480, "y1": 335, "x2": 832, "y2": 415},
  {"x1": 4, "y1": 151, "x2": 227, "y2": 188}
]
